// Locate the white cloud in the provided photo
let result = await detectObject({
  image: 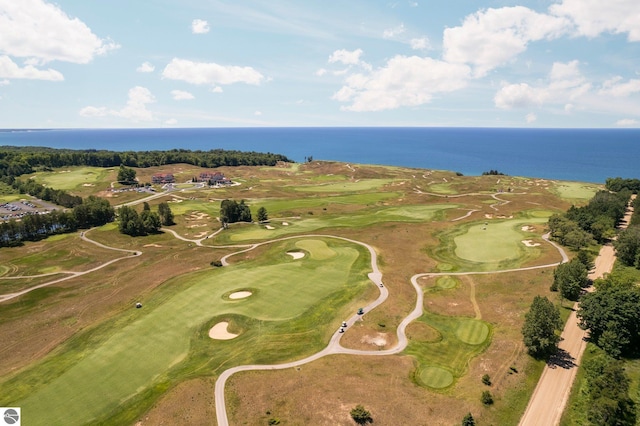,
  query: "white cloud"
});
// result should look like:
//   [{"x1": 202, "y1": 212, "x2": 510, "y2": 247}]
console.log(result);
[
  {"x1": 0, "y1": 79, "x2": 9, "y2": 85},
  {"x1": 410, "y1": 37, "x2": 430, "y2": 50},
  {"x1": 78, "y1": 106, "x2": 108, "y2": 117},
  {"x1": 80, "y1": 86, "x2": 155, "y2": 122},
  {"x1": 254, "y1": 110, "x2": 262, "y2": 116},
  {"x1": 211, "y1": 86, "x2": 224, "y2": 93},
  {"x1": 164, "y1": 118, "x2": 178, "y2": 126},
  {"x1": 332, "y1": 55, "x2": 470, "y2": 111},
  {"x1": 328, "y1": 49, "x2": 363, "y2": 65},
  {"x1": 526, "y1": 113, "x2": 537, "y2": 123},
  {"x1": 0, "y1": 55, "x2": 64, "y2": 81},
  {"x1": 315, "y1": 68, "x2": 327, "y2": 77},
  {"x1": 494, "y1": 83, "x2": 547, "y2": 109},
  {"x1": 162, "y1": 58, "x2": 264, "y2": 86},
  {"x1": 616, "y1": 118, "x2": 639, "y2": 126},
  {"x1": 599, "y1": 77, "x2": 640, "y2": 97},
  {"x1": 383, "y1": 23, "x2": 406, "y2": 39},
  {"x1": 191, "y1": 19, "x2": 210, "y2": 34},
  {"x1": 443, "y1": 7, "x2": 570, "y2": 77},
  {"x1": 137, "y1": 62, "x2": 155, "y2": 73},
  {"x1": 171, "y1": 89, "x2": 195, "y2": 100},
  {"x1": 494, "y1": 60, "x2": 590, "y2": 109},
  {"x1": 0, "y1": 0, "x2": 119, "y2": 64},
  {"x1": 550, "y1": 0, "x2": 640, "y2": 41}
]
